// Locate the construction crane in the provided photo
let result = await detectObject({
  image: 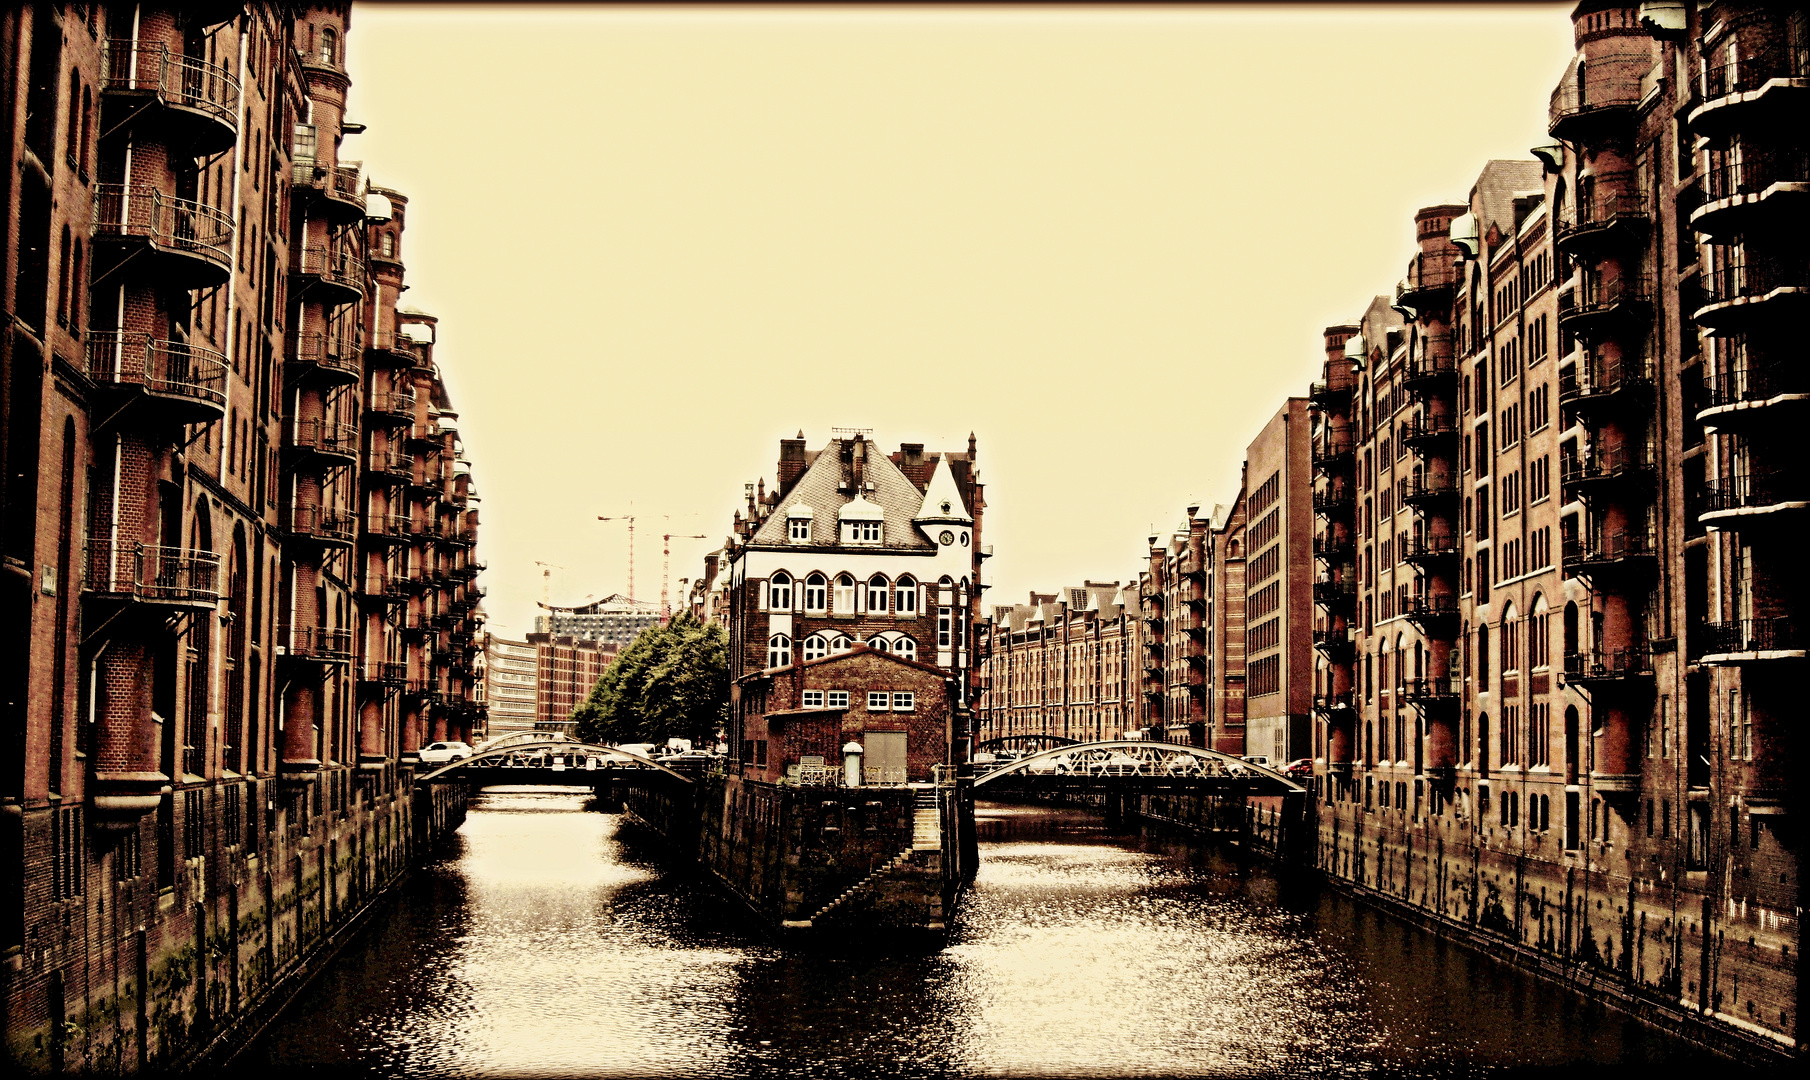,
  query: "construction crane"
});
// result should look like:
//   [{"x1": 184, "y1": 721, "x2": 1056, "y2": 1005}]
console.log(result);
[
  {"x1": 533, "y1": 561, "x2": 564, "y2": 607},
  {"x1": 597, "y1": 511, "x2": 637, "y2": 604},
  {"x1": 661, "y1": 534, "x2": 706, "y2": 618}
]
